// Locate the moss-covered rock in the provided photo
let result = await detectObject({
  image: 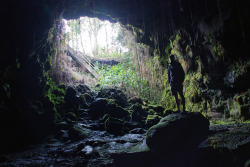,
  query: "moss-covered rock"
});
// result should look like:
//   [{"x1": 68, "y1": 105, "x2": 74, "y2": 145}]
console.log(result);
[
  {"x1": 79, "y1": 93, "x2": 92, "y2": 108},
  {"x1": 89, "y1": 98, "x2": 109, "y2": 118},
  {"x1": 76, "y1": 84, "x2": 91, "y2": 94},
  {"x1": 65, "y1": 112, "x2": 77, "y2": 122},
  {"x1": 145, "y1": 115, "x2": 162, "y2": 128},
  {"x1": 96, "y1": 88, "x2": 127, "y2": 107},
  {"x1": 90, "y1": 98, "x2": 129, "y2": 120},
  {"x1": 68, "y1": 124, "x2": 89, "y2": 141},
  {"x1": 127, "y1": 96, "x2": 143, "y2": 105},
  {"x1": 146, "y1": 112, "x2": 209, "y2": 152},
  {"x1": 102, "y1": 114, "x2": 125, "y2": 136},
  {"x1": 148, "y1": 104, "x2": 165, "y2": 116},
  {"x1": 228, "y1": 90, "x2": 250, "y2": 120},
  {"x1": 129, "y1": 103, "x2": 148, "y2": 124},
  {"x1": 81, "y1": 93, "x2": 93, "y2": 102},
  {"x1": 123, "y1": 121, "x2": 142, "y2": 132},
  {"x1": 105, "y1": 101, "x2": 130, "y2": 119}
]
